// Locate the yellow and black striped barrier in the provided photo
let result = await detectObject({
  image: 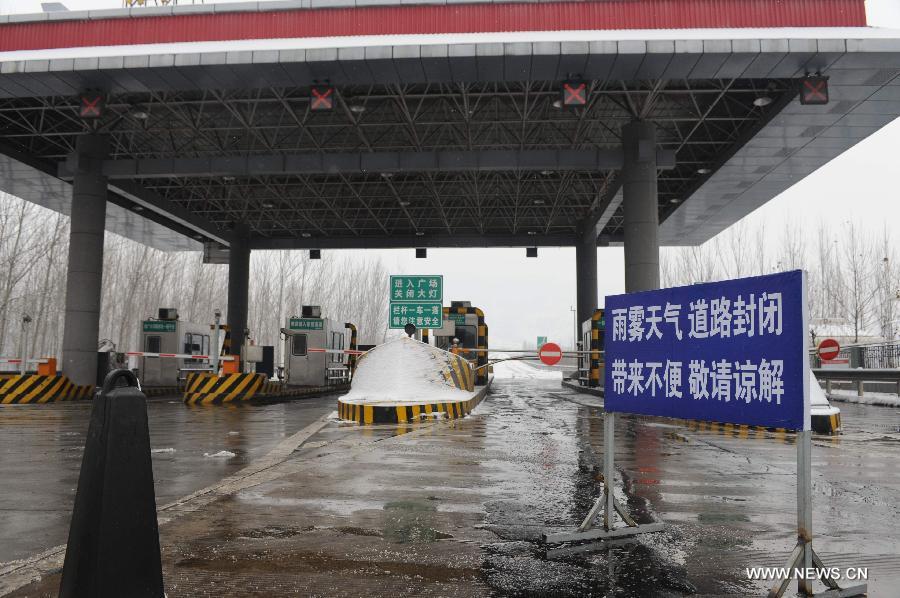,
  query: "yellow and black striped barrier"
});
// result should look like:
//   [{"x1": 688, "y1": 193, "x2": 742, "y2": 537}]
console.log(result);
[
  {"x1": 0, "y1": 374, "x2": 93, "y2": 404},
  {"x1": 345, "y1": 322, "x2": 359, "y2": 375},
  {"x1": 338, "y1": 384, "x2": 489, "y2": 425},
  {"x1": 141, "y1": 386, "x2": 181, "y2": 397},
  {"x1": 586, "y1": 309, "x2": 604, "y2": 387},
  {"x1": 812, "y1": 412, "x2": 841, "y2": 435},
  {"x1": 423, "y1": 305, "x2": 489, "y2": 385},
  {"x1": 183, "y1": 372, "x2": 349, "y2": 405},
  {"x1": 681, "y1": 412, "x2": 841, "y2": 439}
]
